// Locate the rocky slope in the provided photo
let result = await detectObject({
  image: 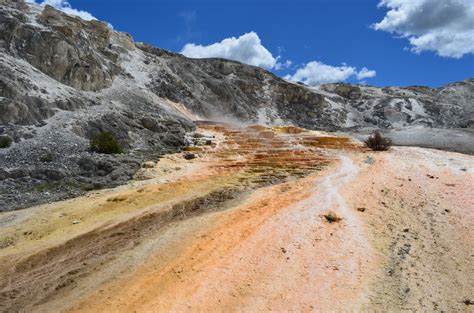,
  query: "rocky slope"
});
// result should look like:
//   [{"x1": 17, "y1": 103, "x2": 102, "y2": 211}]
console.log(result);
[
  {"x1": 0, "y1": 0, "x2": 473, "y2": 211},
  {"x1": 315, "y1": 82, "x2": 474, "y2": 129}
]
